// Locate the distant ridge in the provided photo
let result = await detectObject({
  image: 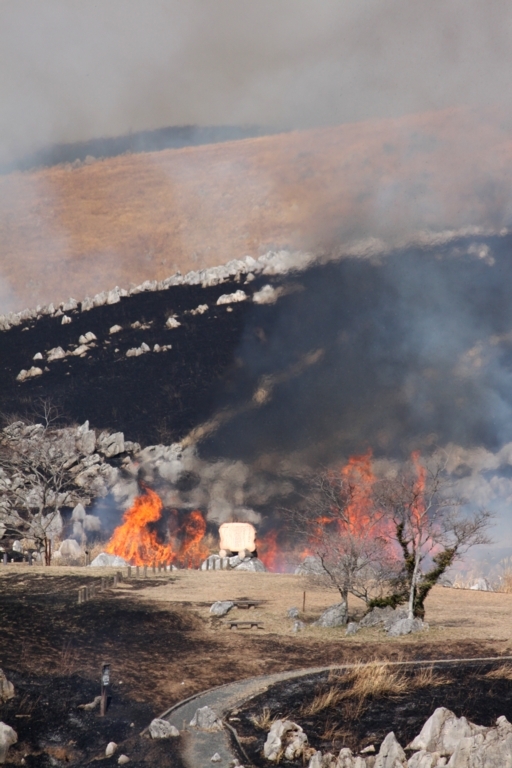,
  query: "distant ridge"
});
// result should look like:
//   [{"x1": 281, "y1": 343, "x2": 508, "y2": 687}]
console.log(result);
[{"x1": 0, "y1": 123, "x2": 278, "y2": 174}]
